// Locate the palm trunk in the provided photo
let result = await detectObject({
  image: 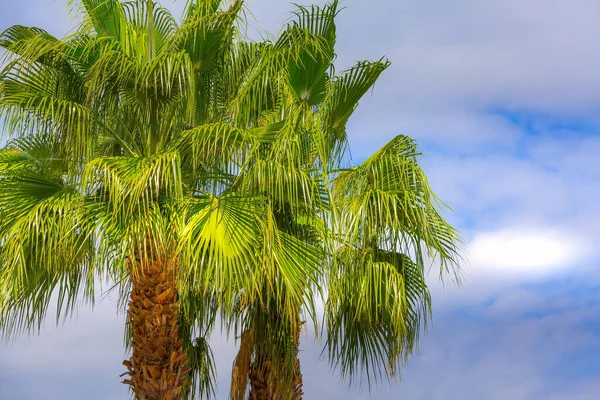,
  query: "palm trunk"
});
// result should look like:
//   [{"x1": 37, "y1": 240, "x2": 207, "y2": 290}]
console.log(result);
[
  {"x1": 247, "y1": 328, "x2": 303, "y2": 400},
  {"x1": 122, "y1": 255, "x2": 190, "y2": 400}
]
